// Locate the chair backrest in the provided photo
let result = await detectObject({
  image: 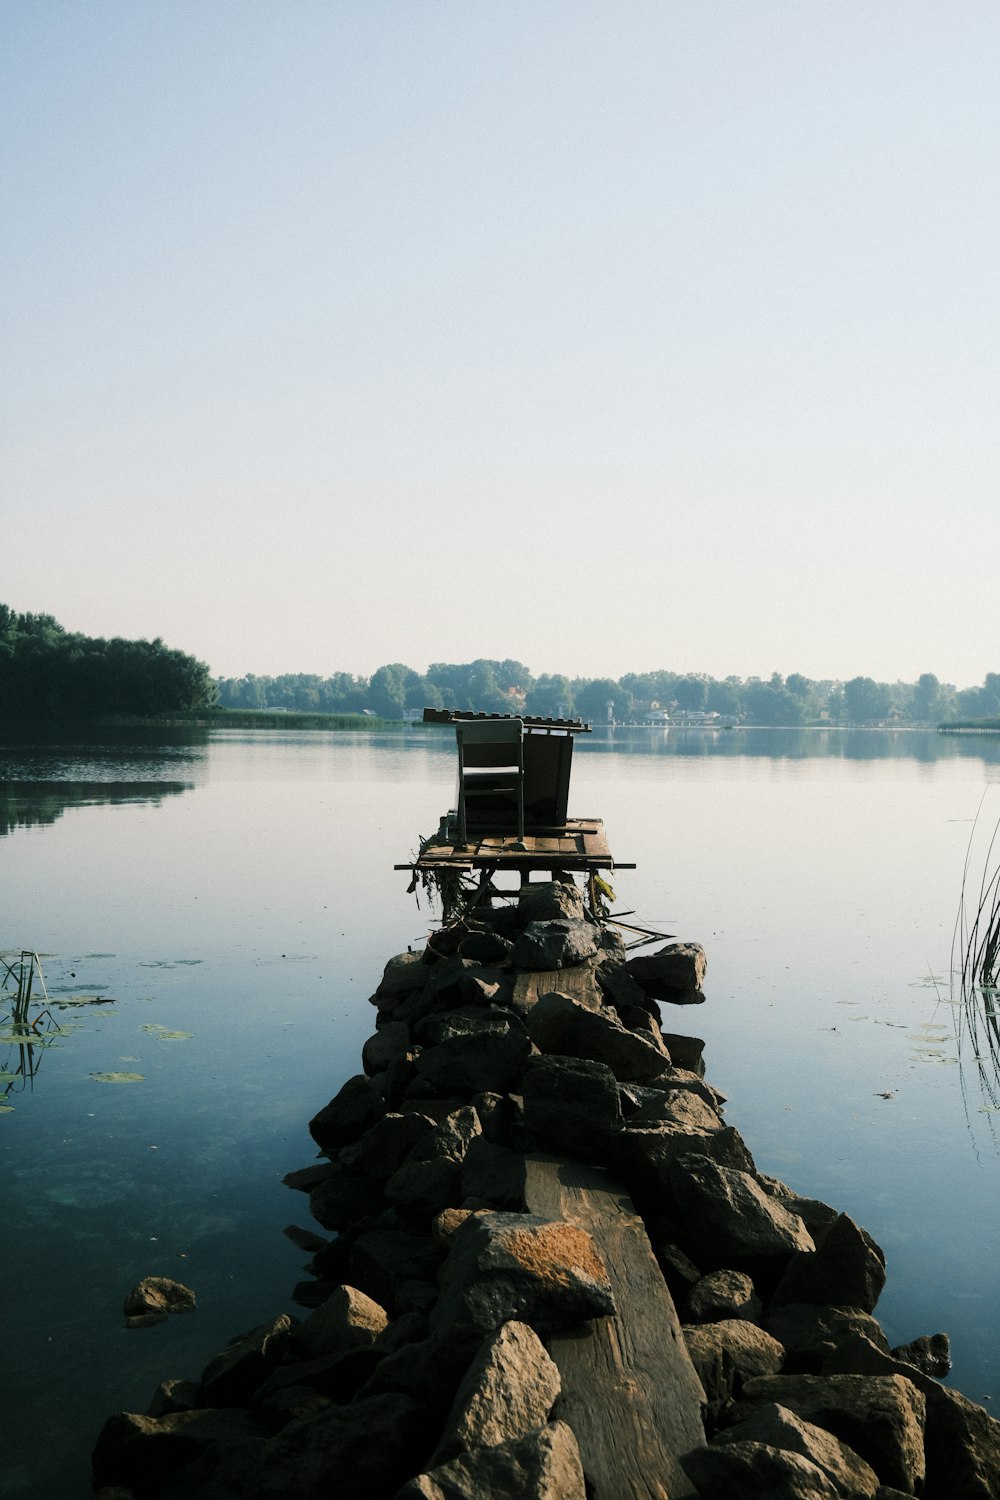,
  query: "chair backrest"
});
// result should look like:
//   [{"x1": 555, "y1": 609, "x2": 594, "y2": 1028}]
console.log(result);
[{"x1": 456, "y1": 719, "x2": 522, "y2": 744}]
